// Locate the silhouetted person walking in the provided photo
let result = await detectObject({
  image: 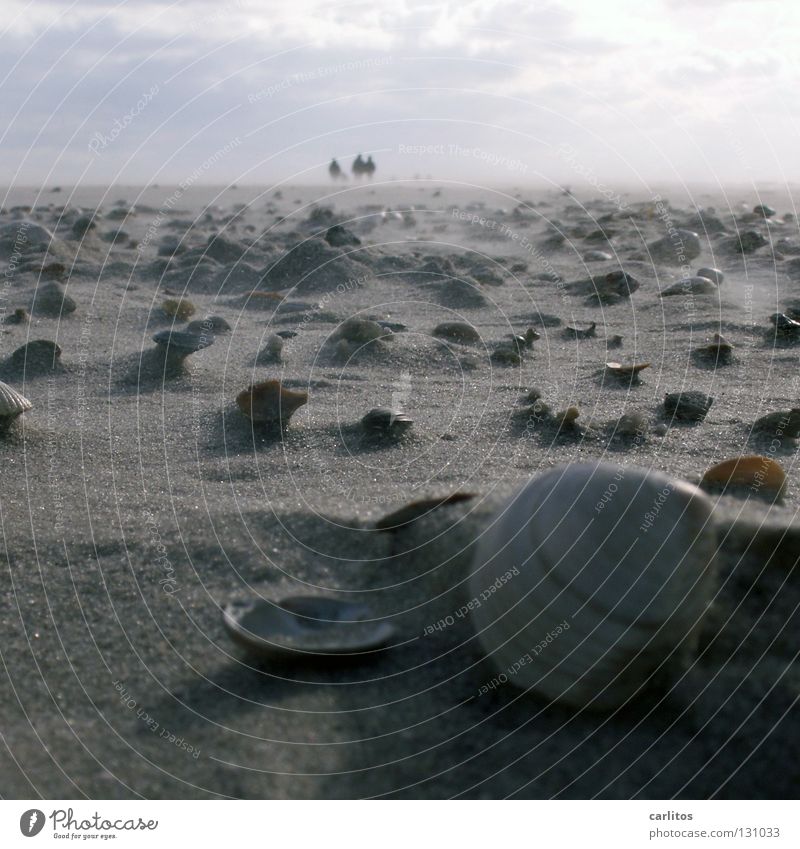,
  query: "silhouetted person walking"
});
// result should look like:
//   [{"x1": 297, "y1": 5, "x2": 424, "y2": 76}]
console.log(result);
[{"x1": 329, "y1": 158, "x2": 343, "y2": 180}]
